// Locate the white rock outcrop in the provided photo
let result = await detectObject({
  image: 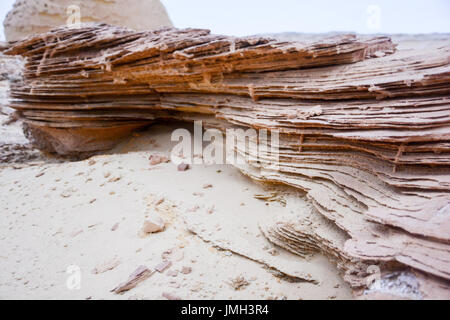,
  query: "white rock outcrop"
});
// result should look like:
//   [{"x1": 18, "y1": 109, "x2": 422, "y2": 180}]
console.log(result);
[{"x1": 3, "y1": 0, "x2": 173, "y2": 41}]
